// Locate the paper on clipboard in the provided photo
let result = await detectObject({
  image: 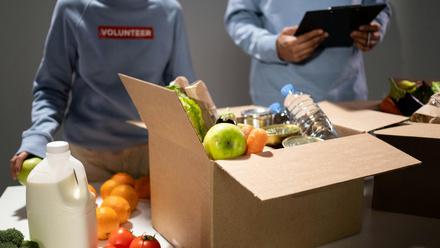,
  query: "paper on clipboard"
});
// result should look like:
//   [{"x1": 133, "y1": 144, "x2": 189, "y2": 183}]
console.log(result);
[{"x1": 295, "y1": 4, "x2": 386, "y2": 47}]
